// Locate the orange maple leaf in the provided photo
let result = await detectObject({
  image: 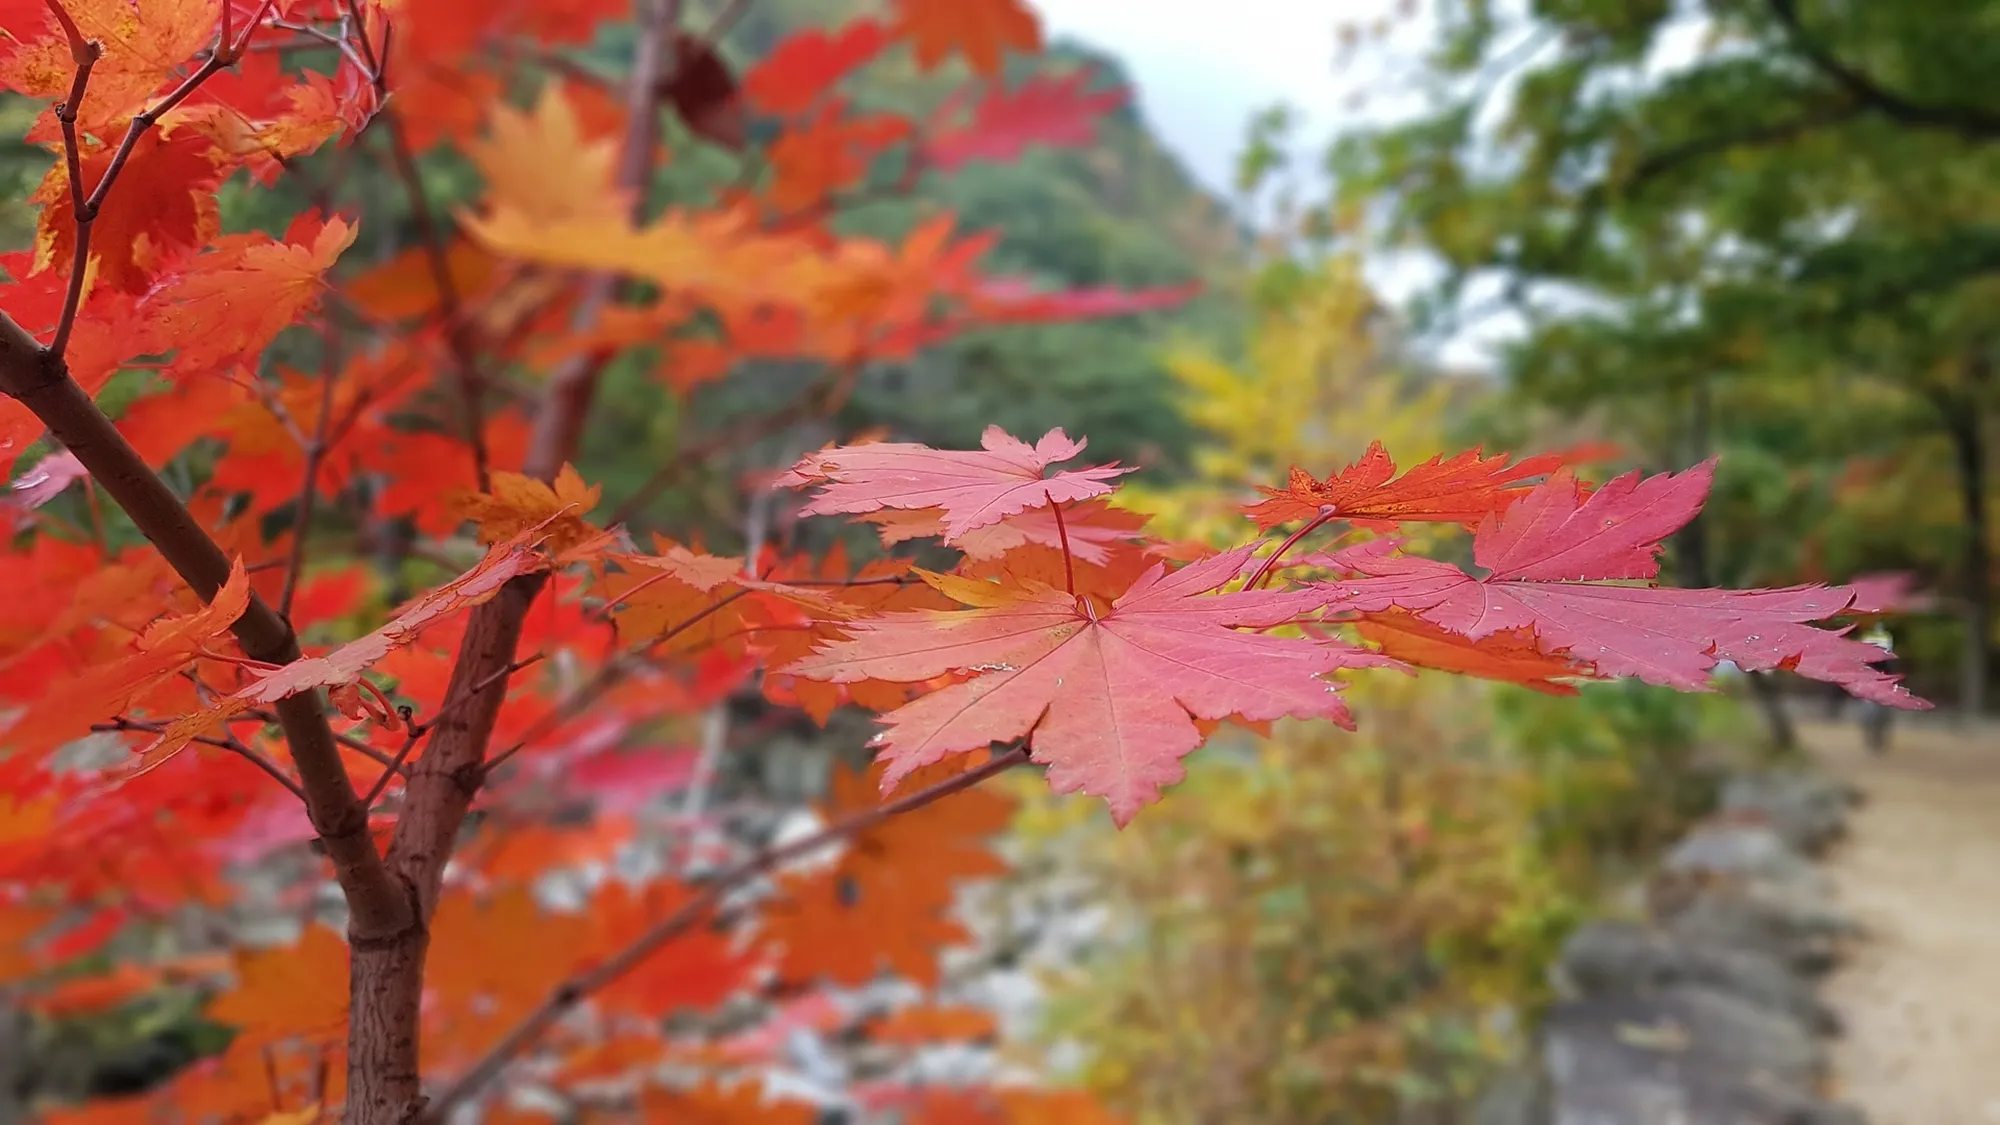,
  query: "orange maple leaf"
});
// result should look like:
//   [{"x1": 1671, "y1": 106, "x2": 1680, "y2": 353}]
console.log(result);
[
  {"x1": 762, "y1": 756, "x2": 1012, "y2": 987},
  {"x1": 425, "y1": 885, "x2": 590, "y2": 1068},
  {"x1": 0, "y1": 557, "x2": 250, "y2": 759},
  {"x1": 178, "y1": 70, "x2": 351, "y2": 184},
  {"x1": 205, "y1": 925, "x2": 350, "y2": 1047},
  {"x1": 868, "y1": 1003, "x2": 998, "y2": 1045},
  {"x1": 138, "y1": 213, "x2": 358, "y2": 374},
  {"x1": 765, "y1": 103, "x2": 910, "y2": 211},
  {"x1": 741, "y1": 17, "x2": 891, "y2": 116},
  {"x1": 1350, "y1": 609, "x2": 1594, "y2": 695},
  {"x1": 445, "y1": 463, "x2": 609, "y2": 560},
  {"x1": 0, "y1": 0, "x2": 219, "y2": 131},
  {"x1": 637, "y1": 1081, "x2": 815, "y2": 1124},
  {"x1": 1243, "y1": 441, "x2": 1572, "y2": 531},
  {"x1": 585, "y1": 880, "x2": 759, "y2": 1019},
  {"x1": 892, "y1": 0, "x2": 1042, "y2": 77}
]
